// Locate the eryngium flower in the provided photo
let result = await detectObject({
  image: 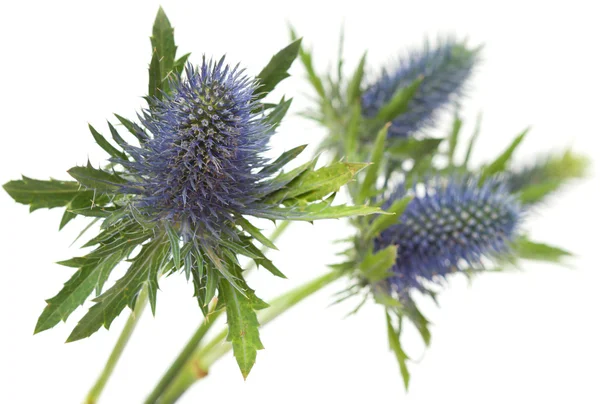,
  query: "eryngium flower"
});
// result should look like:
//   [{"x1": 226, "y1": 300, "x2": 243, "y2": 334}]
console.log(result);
[
  {"x1": 122, "y1": 58, "x2": 272, "y2": 238},
  {"x1": 361, "y1": 39, "x2": 479, "y2": 138},
  {"x1": 374, "y1": 176, "x2": 521, "y2": 297}
]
